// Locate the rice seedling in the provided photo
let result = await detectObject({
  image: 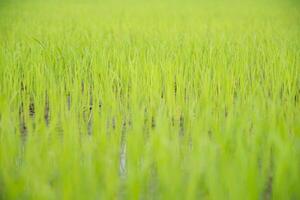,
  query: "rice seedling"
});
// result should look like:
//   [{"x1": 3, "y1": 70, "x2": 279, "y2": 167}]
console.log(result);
[{"x1": 0, "y1": 0, "x2": 299, "y2": 199}]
